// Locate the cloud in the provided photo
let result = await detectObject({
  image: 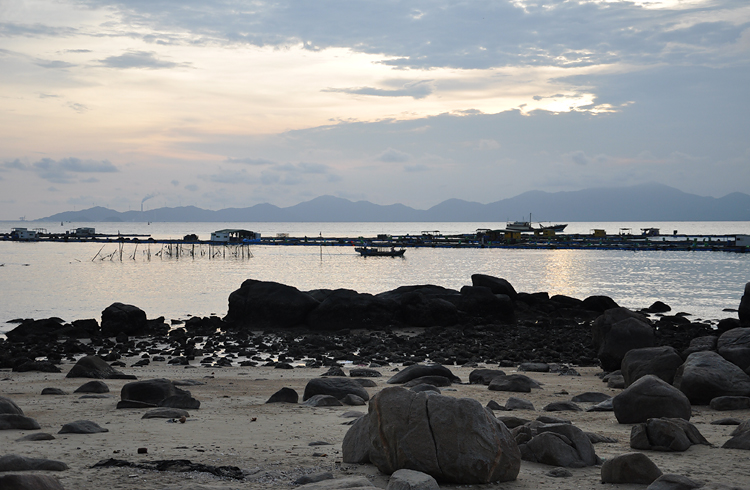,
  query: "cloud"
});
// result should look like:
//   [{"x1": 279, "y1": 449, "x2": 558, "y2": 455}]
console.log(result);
[
  {"x1": 67, "y1": 102, "x2": 89, "y2": 113},
  {"x1": 47, "y1": 186, "x2": 59, "y2": 192},
  {"x1": 377, "y1": 148, "x2": 411, "y2": 163},
  {"x1": 80, "y1": 177, "x2": 100, "y2": 183},
  {"x1": 0, "y1": 22, "x2": 77, "y2": 38},
  {"x1": 171, "y1": 179, "x2": 179, "y2": 186},
  {"x1": 225, "y1": 157, "x2": 275, "y2": 166},
  {"x1": 404, "y1": 164, "x2": 429, "y2": 172},
  {"x1": 63, "y1": 49, "x2": 92, "y2": 53},
  {"x1": 39, "y1": 93, "x2": 61, "y2": 99},
  {"x1": 35, "y1": 59, "x2": 76, "y2": 69},
  {"x1": 97, "y1": 50, "x2": 190, "y2": 69},
  {"x1": 5, "y1": 157, "x2": 118, "y2": 183},
  {"x1": 185, "y1": 184, "x2": 199, "y2": 191},
  {"x1": 324, "y1": 80, "x2": 433, "y2": 99}
]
